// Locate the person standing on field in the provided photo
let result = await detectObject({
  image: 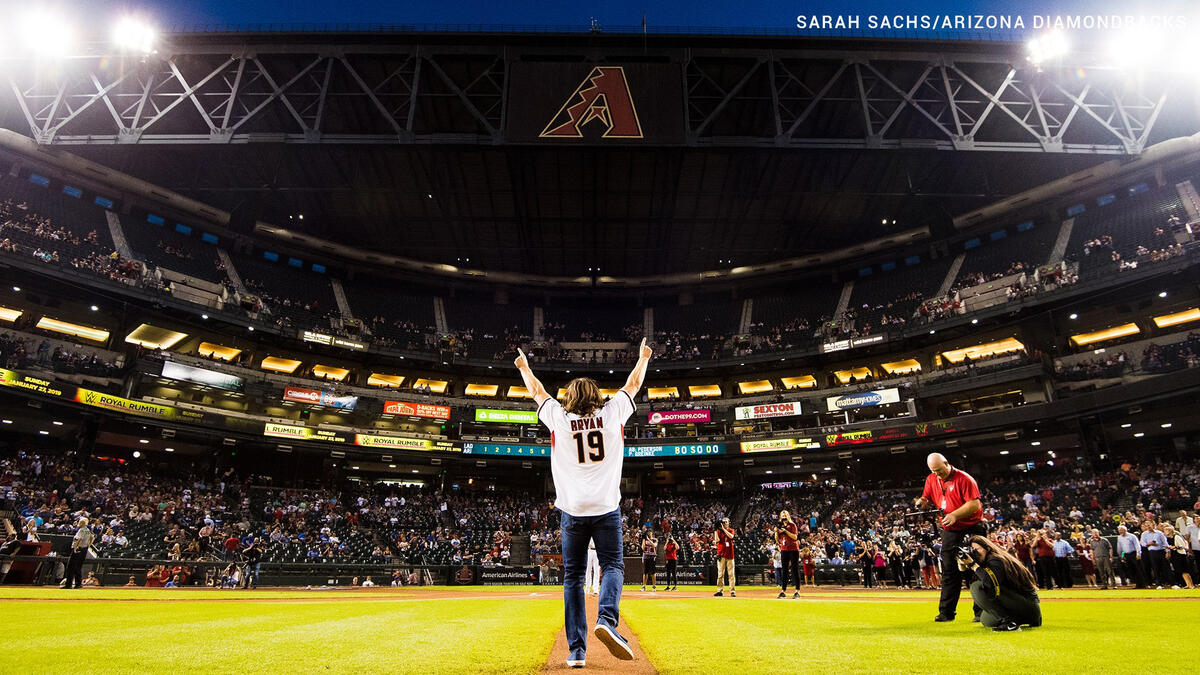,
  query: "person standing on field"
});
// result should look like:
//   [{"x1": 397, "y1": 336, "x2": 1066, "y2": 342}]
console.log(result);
[
  {"x1": 585, "y1": 539, "x2": 600, "y2": 596},
  {"x1": 776, "y1": 510, "x2": 801, "y2": 599},
  {"x1": 714, "y1": 517, "x2": 737, "y2": 597},
  {"x1": 916, "y1": 453, "x2": 986, "y2": 622},
  {"x1": 640, "y1": 532, "x2": 658, "y2": 592},
  {"x1": 64, "y1": 516, "x2": 93, "y2": 589},
  {"x1": 663, "y1": 535, "x2": 679, "y2": 591},
  {"x1": 516, "y1": 339, "x2": 651, "y2": 668}
]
